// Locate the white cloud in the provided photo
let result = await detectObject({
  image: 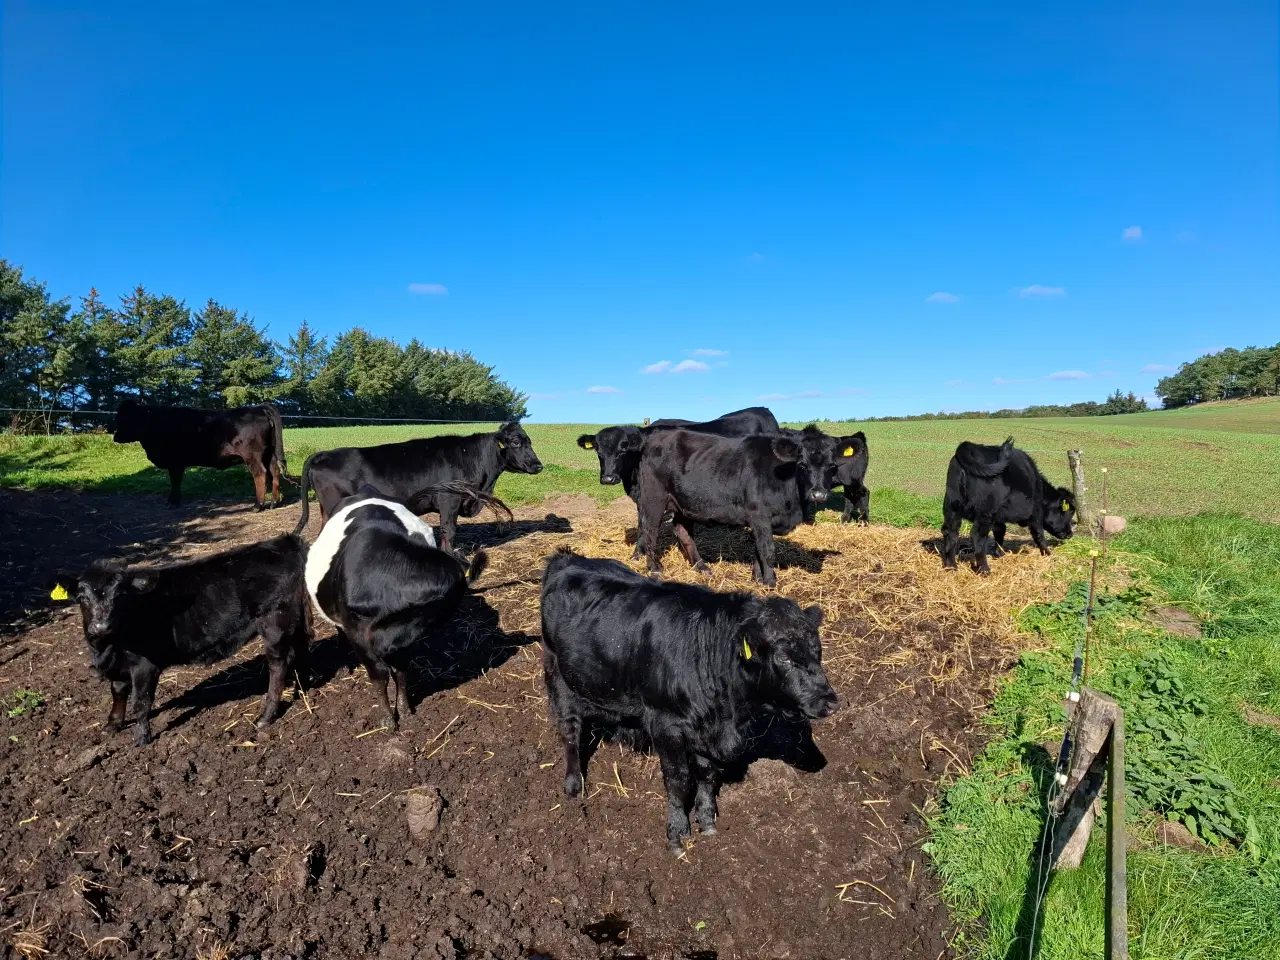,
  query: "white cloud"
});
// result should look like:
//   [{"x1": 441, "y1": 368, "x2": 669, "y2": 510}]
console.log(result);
[
  {"x1": 1015, "y1": 285, "x2": 1066, "y2": 298},
  {"x1": 944, "y1": 379, "x2": 967, "y2": 387},
  {"x1": 1122, "y1": 225, "x2": 1143, "y2": 242},
  {"x1": 1176, "y1": 230, "x2": 1197, "y2": 243},
  {"x1": 757, "y1": 390, "x2": 824, "y2": 401},
  {"x1": 838, "y1": 387, "x2": 869, "y2": 395},
  {"x1": 670, "y1": 359, "x2": 710, "y2": 373},
  {"x1": 641, "y1": 360, "x2": 672, "y2": 375},
  {"x1": 689, "y1": 348, "x2": 728, "y2": 357},
  {"x1": 926, "y1": 292, "x2": 961, "y2": 304},
  {"x1": 408, "y1": 283, "x2": 448, "y2": 295},
  {"x1": 528, "y1": 392, "x2": 560, "y2": 400},
  {"x1": 746, "y1": 252, "x2": 764, "y2": 263},
  {"x1": 586, "y1": 385, "x2": 622, "y2": 394},
  {"x1": 1047, "y1": 370, "x2": 1092, "y2": 380},
  {"x1": 1142, "y1": 364, "x2": 1175, "y2": 374}
]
